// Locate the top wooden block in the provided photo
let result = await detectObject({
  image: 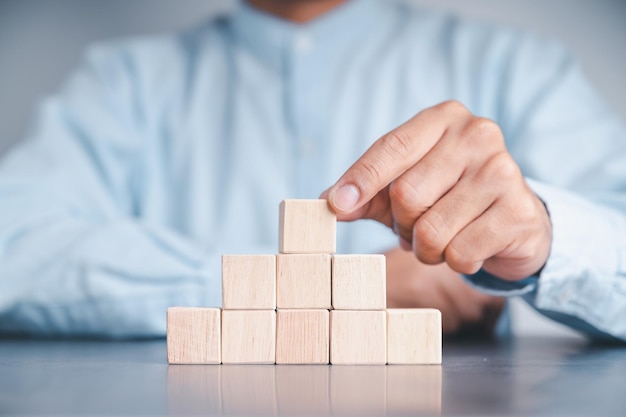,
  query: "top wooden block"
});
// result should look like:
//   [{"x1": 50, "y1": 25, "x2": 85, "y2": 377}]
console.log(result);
[{"x1": 279, "y1": 199, "x2": 336, "y2": 254}]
